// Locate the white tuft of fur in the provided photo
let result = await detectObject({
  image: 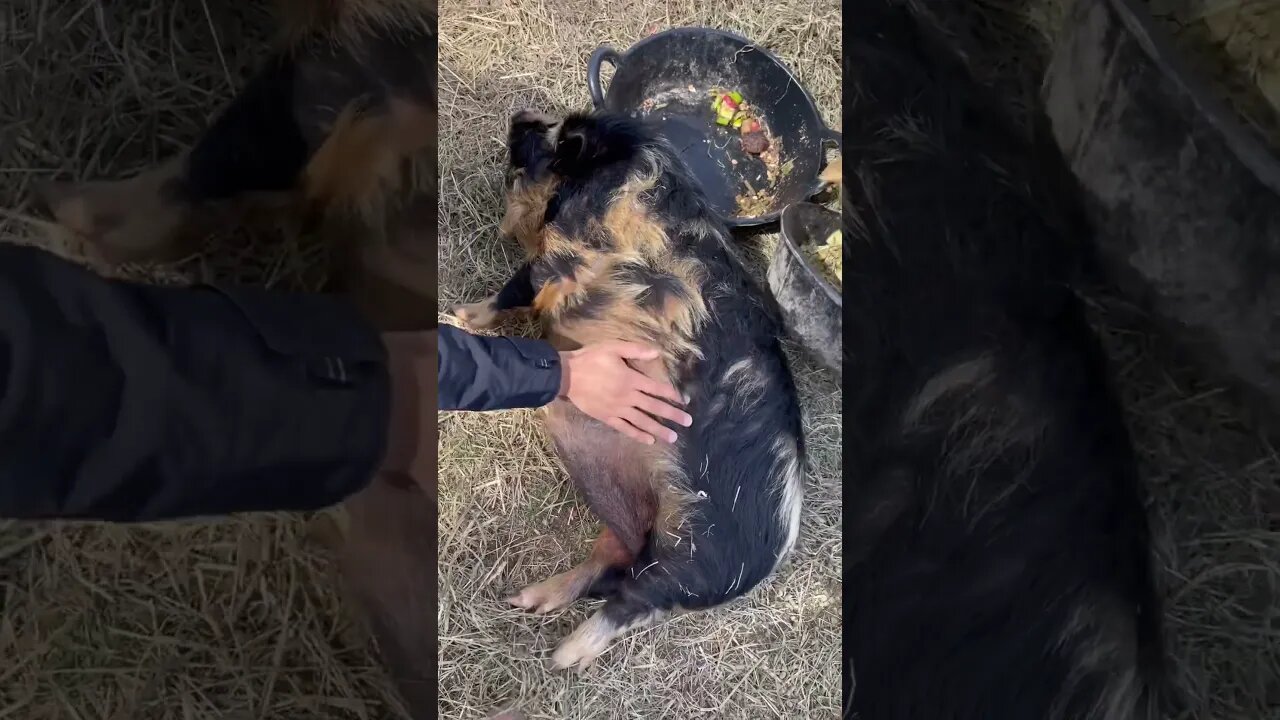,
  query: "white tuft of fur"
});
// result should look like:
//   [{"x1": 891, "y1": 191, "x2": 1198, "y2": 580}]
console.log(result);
[
  {"x1": 1049, "y1": 599, "x2": 1147, "y2": 720},
  {"x1": 551, "y1": 608, "x2": 663, "y2": 672},
  {"x1": 721, "y1": 357, "x2": 769, "y2": 412},
  {"x1": 772, "y1": 434, "x2": 805, "y2": 568},
  {"x1": 902, "y1": 355, "x2": 995, "y2": 429}
]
